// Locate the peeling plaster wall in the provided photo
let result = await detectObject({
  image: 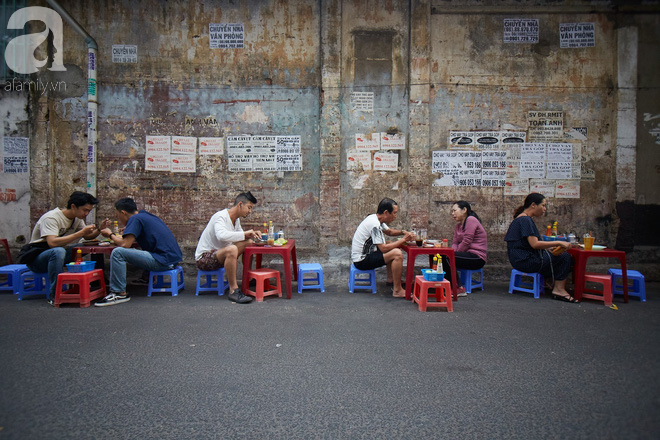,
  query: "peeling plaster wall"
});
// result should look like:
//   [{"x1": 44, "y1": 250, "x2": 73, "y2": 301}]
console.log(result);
[{"x1": 2, "y1": 0, "x2": 659, "y2": 277}]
